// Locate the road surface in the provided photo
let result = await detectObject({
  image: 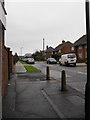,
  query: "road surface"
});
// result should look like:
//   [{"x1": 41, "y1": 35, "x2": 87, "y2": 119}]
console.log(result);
[{"x1": 32, "y1": 61, "x2": 87, "y2": 95}]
